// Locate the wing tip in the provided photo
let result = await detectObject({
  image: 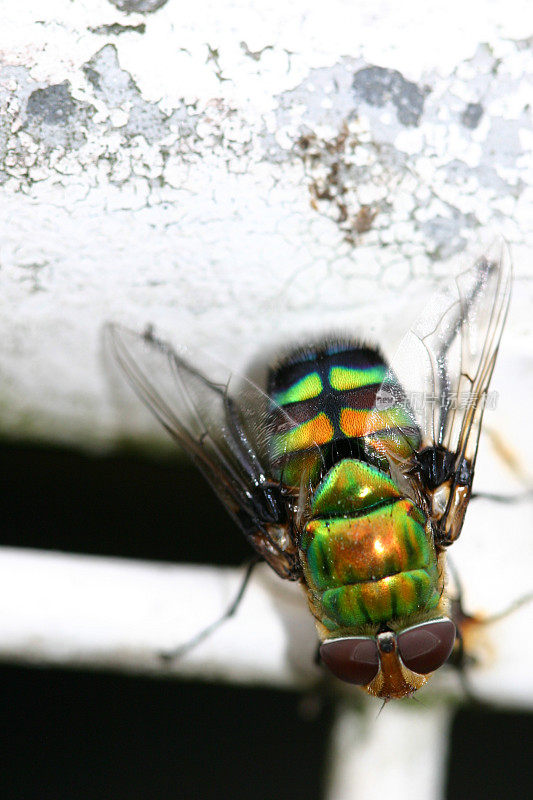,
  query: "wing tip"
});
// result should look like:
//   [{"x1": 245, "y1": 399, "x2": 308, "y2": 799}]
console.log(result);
[{"x1": 478, "y1": 236, "x2": 513, "y2": 283}]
